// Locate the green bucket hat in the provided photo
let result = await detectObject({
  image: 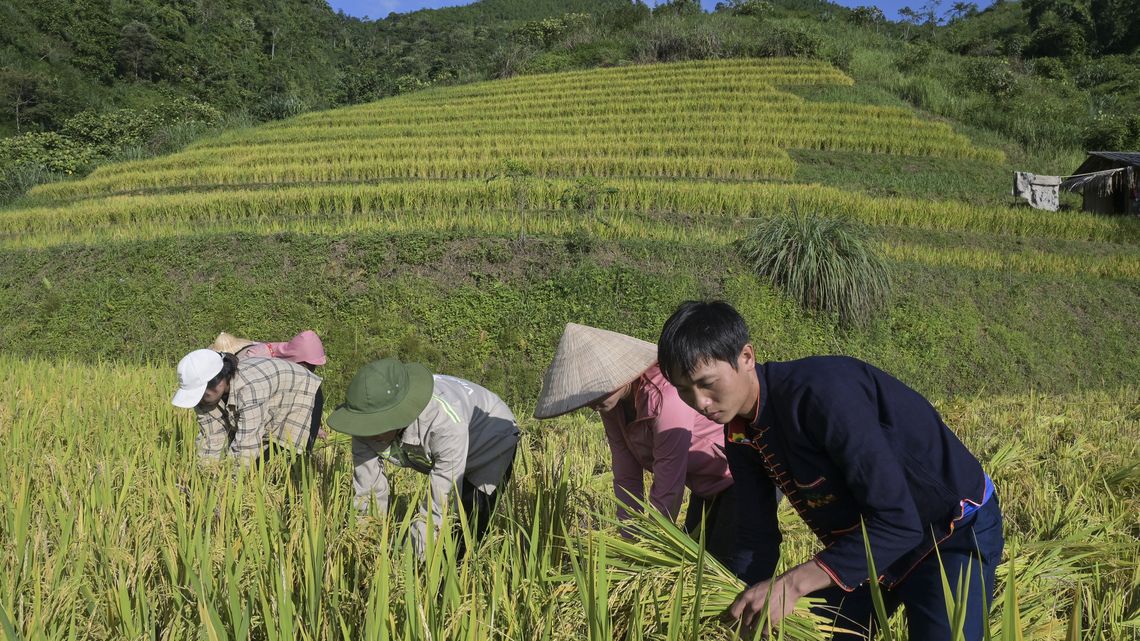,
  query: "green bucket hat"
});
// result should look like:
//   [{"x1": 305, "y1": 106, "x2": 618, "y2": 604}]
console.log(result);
[{"x1": 327, "y1": 359, "x2": 434, "y2": 437}]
